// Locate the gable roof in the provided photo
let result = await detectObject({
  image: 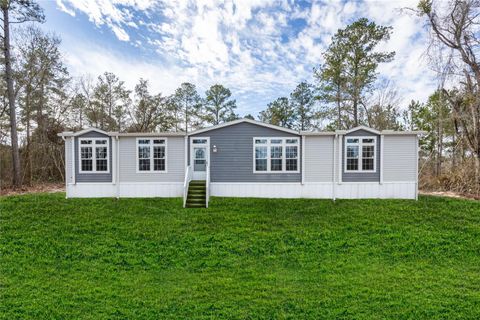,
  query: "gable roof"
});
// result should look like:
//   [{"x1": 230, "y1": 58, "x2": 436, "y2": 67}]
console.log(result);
[
  {"x1": 188, "y1": 118, "x2": 300, "y2": 136},
  {"x1": 340, "y1": 125, "x2": 381, "y2": 135},
  {"x1": 59, "y1": 124, "x2": 425, "y2": 138},
  {"x1": 58, "y1": 128, "x2": 186, "y2": 137},
  {"x1": 58, "y1": 128, "x2": 112, "y2": 137},
  {"x1": 301, "y1": 125, "x2": 426, "y2": 136}
]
